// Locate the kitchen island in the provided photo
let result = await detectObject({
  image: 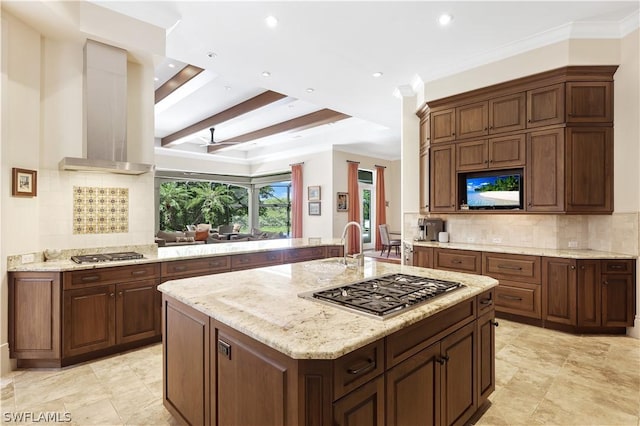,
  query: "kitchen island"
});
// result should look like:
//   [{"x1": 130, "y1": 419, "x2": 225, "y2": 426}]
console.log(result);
[{"x1": 159, "y1": 258, "x2": 498, "y2": 426}]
